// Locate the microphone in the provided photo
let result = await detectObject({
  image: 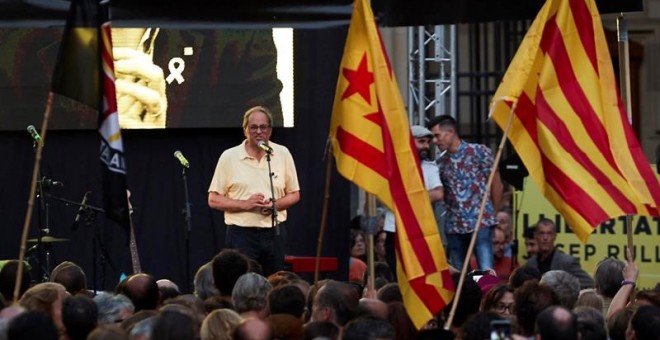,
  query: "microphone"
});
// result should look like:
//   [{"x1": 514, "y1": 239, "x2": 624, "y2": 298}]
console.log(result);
[
  {"x1": 257, "y1": 141, "x2": 273, "y2": 154},
  {"x1": 41, "y1": 176, "x2": 63, "y2": 187},
  {"x1": 27, "y1": 125, "x2": 42, "y2": 142},
  {"x1": 72, "y1": 191, "x2": 91, "y2": 230},
  {"x1": 173, "y1": 150, "x2": 190, "y2": 168}
]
